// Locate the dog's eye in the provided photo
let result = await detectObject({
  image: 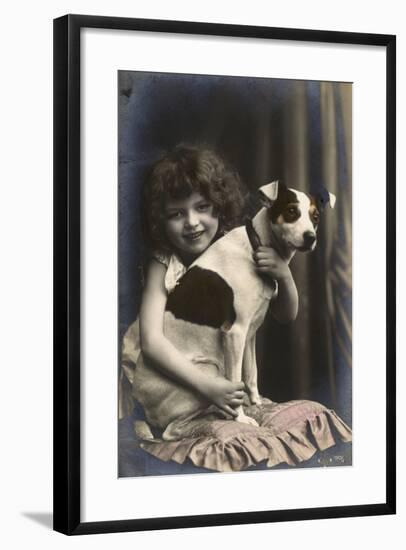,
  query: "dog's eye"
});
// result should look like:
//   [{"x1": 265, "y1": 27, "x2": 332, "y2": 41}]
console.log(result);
[{"x1": 283, "y1": 205, "x2": 300, "y2": 223}]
